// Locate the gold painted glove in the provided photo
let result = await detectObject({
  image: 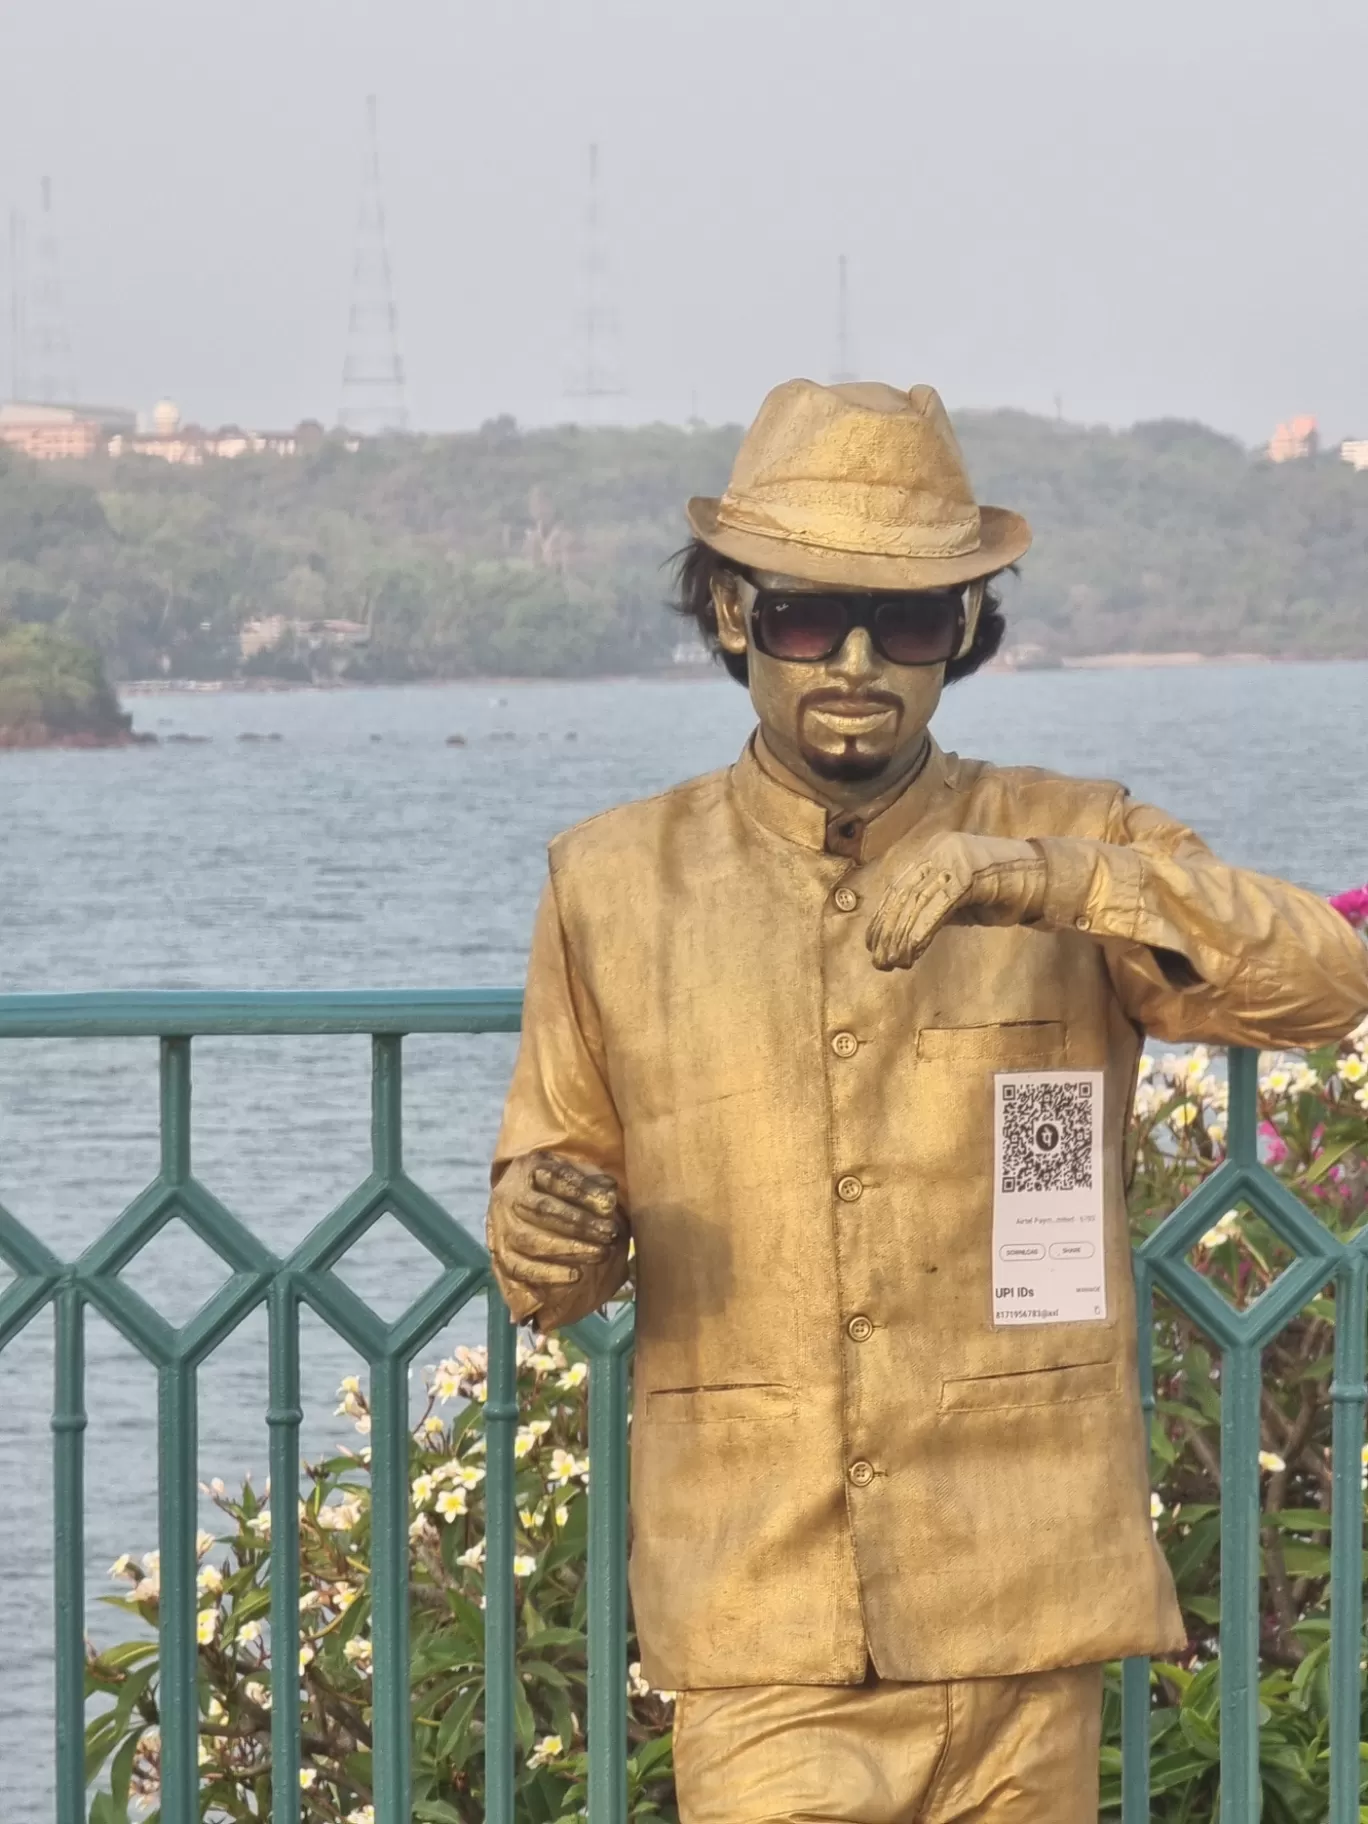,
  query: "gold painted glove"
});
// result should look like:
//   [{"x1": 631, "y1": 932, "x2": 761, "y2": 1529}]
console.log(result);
[
  {"x1": 867, "y1": 831, "x2": 1049, "y2": 971},
  {"x1": 486, "y1": 1151, "x2": 625, "y2": 1325}
]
